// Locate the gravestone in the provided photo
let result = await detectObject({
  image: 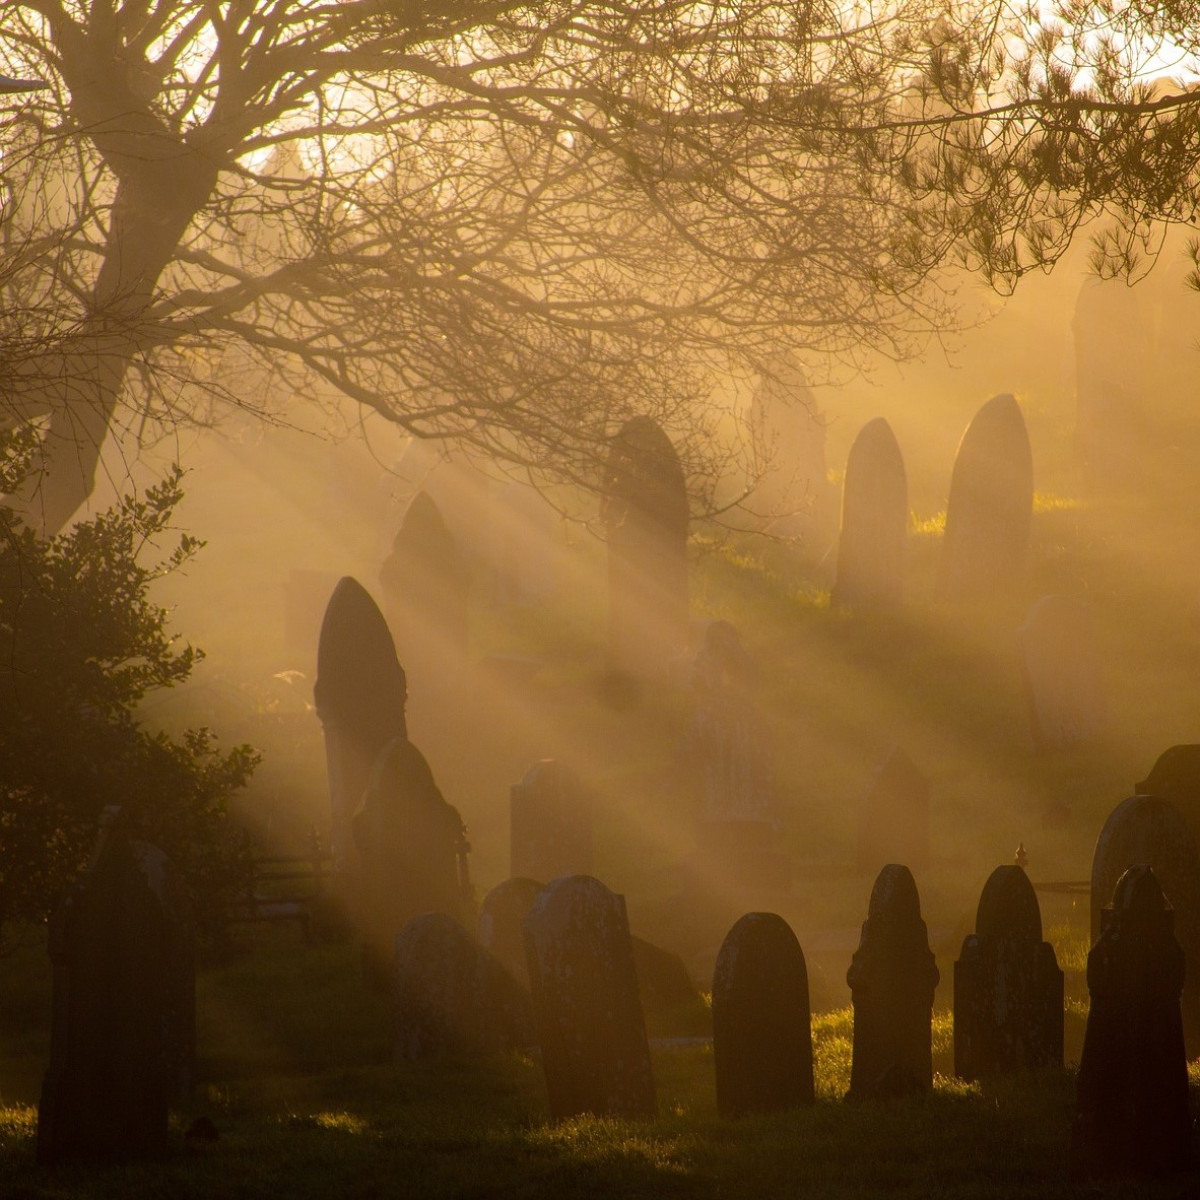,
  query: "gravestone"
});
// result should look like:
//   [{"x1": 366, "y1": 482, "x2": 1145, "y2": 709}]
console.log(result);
[
  {"x1": 313, "y1": 576, "x2": 408, "y2": 873},
  {"x1": 478, "y1": 876, "x2": 546, "y2": 993},
  {"x1": 1070, "y1": 866, "x2": 1190, "y2": 1180},
  {"x1": 1091, "y1": 794, "x2": 1200, "y2": 1053},
  {"x1": 353, "y1": 736, "x2": 471, "y2": 987},
  {"x1": 832, "y1": 417, "x2": 907, "y2": 612},
  {"x1": 601, "y1": 416, "x2": 690, "y2": 678},
  {"x1": 712, "y1": 912, "x2": 814, "y2": 1117},
  {"x1": 846, "y1": 864, "x2": 940, "y2": 1100},
  {"x1": 936, "y1": 393, "x2": 1034, "y2": 604},
  {"x1": 523, "y1": 875, "x2": 656, "y2": 1119},
  {"x1": 1137, "y1": 744, "x2": 1200, "y2": 841},
  {"x1": 630, "y1": 936, "x2": 701, "y2": 1031},
  {"x1": 1017, "y1": 595, "x2": 1108, "y2": 749},
  {"x1": 954, "y1": 866, "x2": 1063, "y2": 1080},
  {"x1": 857, "y1": 748, "x2": 929, "y2": 874},
  {"x1": 394, "y1": 913, "x2": 530, "y2": 1060},
  {"x1": 510, "y1": 761, "x2": 593, "y2": 882},
  {"x1": 37, "y1": 809, "x2": 184, "y2": 1163}
]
